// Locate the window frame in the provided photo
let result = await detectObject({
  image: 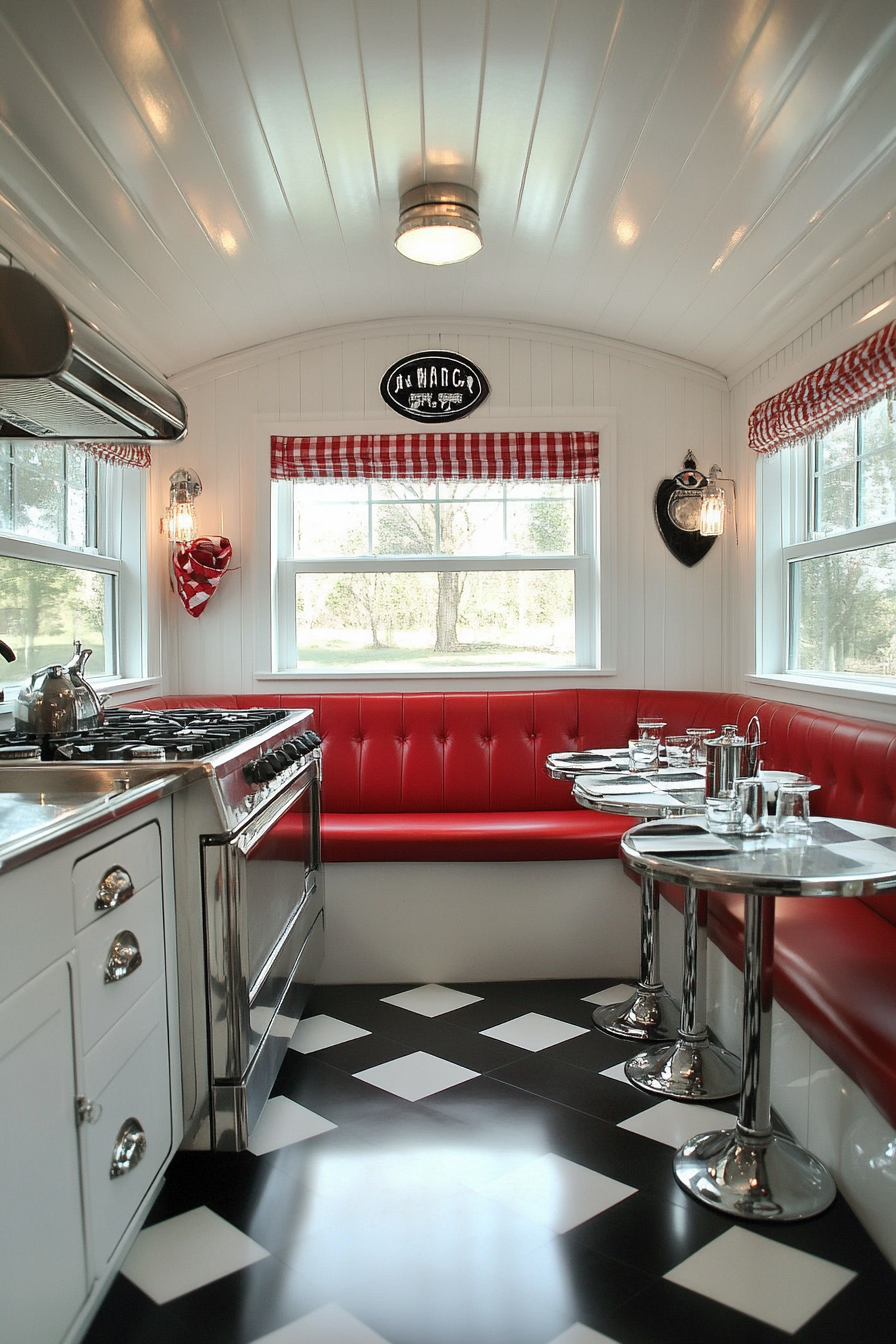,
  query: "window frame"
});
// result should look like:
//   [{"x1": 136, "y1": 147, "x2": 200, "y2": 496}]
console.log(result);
[
  {"x1": 0, "y1": 445, "x2": 148, "y2": 695},
  {"x1": 272, "y1": 477, "x2": 597, "y2": 673},
  {"x1": 757, "y1": 395, "x2": 896, "y2": 691}
]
